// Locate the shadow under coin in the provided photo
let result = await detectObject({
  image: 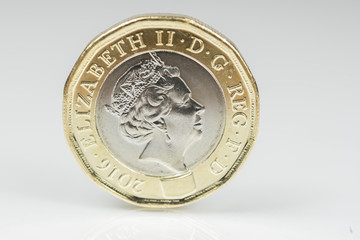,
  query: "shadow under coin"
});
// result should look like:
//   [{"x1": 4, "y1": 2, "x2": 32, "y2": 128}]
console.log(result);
[{"x1": 85, "y1": 210, "x2": 221, "y2": 240}]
